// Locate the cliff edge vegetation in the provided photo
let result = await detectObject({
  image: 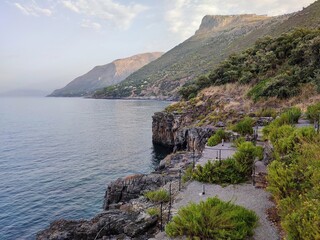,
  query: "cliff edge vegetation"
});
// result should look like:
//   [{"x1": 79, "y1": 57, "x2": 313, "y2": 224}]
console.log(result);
[{"x1": 164, "y1": 28, "x2": 320, "y2": 130}]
